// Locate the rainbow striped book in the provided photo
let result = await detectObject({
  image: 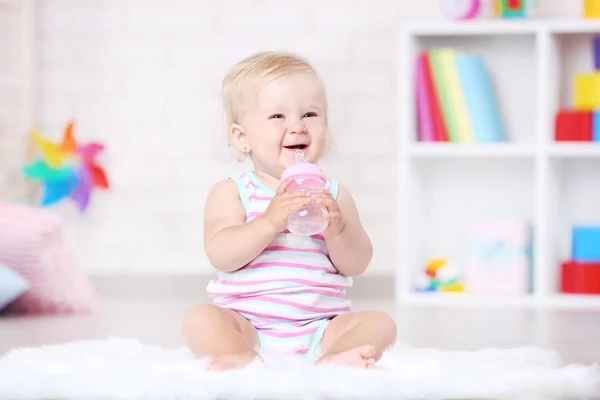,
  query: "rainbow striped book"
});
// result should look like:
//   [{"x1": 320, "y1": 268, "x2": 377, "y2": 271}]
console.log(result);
[{"x1": 415, "y1": 48, "x2": 505, "y2": 143}]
